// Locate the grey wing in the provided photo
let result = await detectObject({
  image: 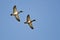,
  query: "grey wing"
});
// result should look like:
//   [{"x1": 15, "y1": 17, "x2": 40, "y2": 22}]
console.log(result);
[
  {"x1": 13, "y1": 5, "x2": 17, "y2": 13},
  {"x1": 27, "y1": 14, "x2": 30, "y2": 21},
  {"x1": 15, "y1": 15, "x2": 20, "y2": 22},
  {"x1": 28, "y1": 23, "x2": 34, "y2": 29}
]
